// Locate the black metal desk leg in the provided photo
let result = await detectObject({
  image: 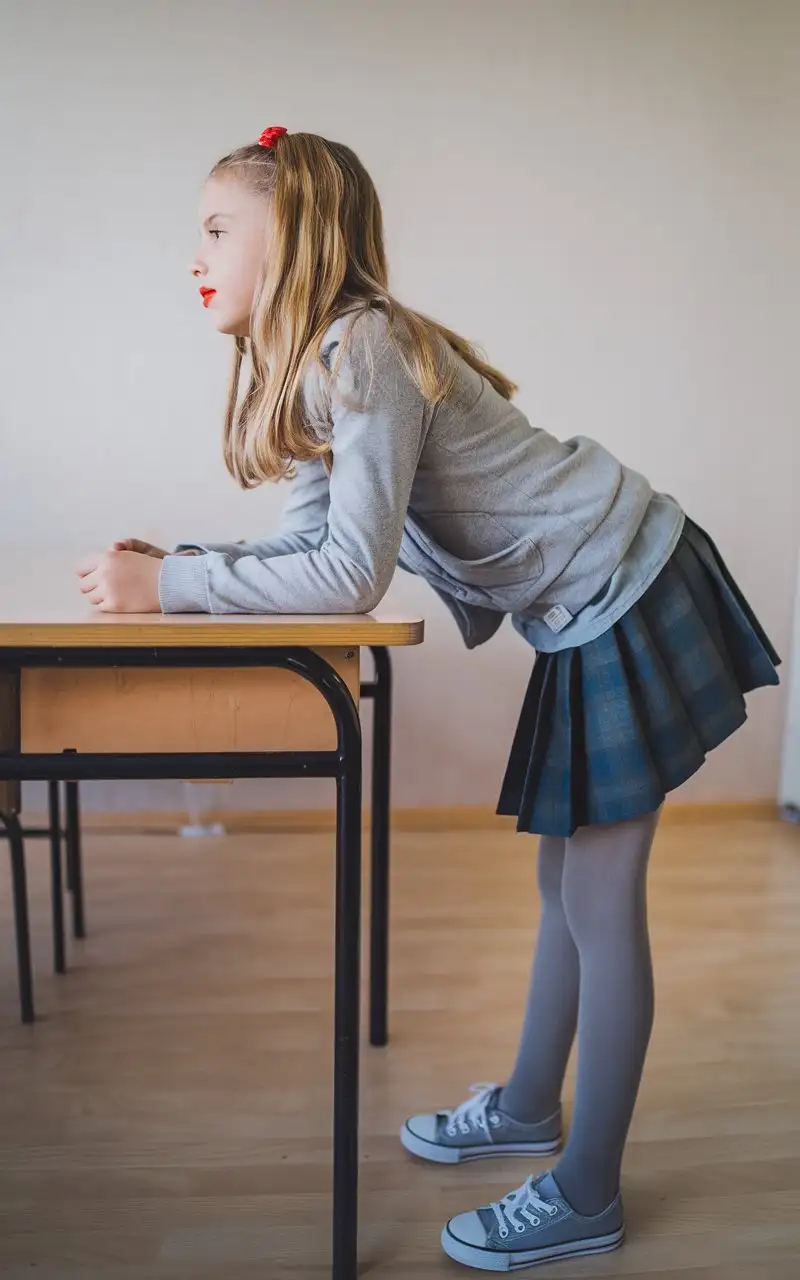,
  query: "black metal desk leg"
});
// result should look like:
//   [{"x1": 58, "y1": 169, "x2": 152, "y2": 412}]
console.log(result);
[
  {"x1": 368, "y1": 646, "x2": 392, "y2": 1048},
  {"x1": 49, "y1": 780, "x2": 66, "y2": 974},
  {"x1": 1, "y1": 813, "x2": 34, "y2": 1024},
  {"x1": 332, "y1": 753, "x2": 362, "y2": 1280},
  {"x1": 64, "y1": 769, "x2": 86, "y2": 940},
  {"x1": 63, "y1": 782, "x2": 74, "y2": 893}
]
